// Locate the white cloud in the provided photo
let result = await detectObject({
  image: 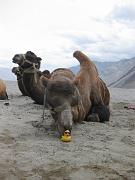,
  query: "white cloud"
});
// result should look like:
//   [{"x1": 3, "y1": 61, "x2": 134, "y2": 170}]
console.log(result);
[{"x1": 0, "y1": 0, "x2": 135, "y2": 70}]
